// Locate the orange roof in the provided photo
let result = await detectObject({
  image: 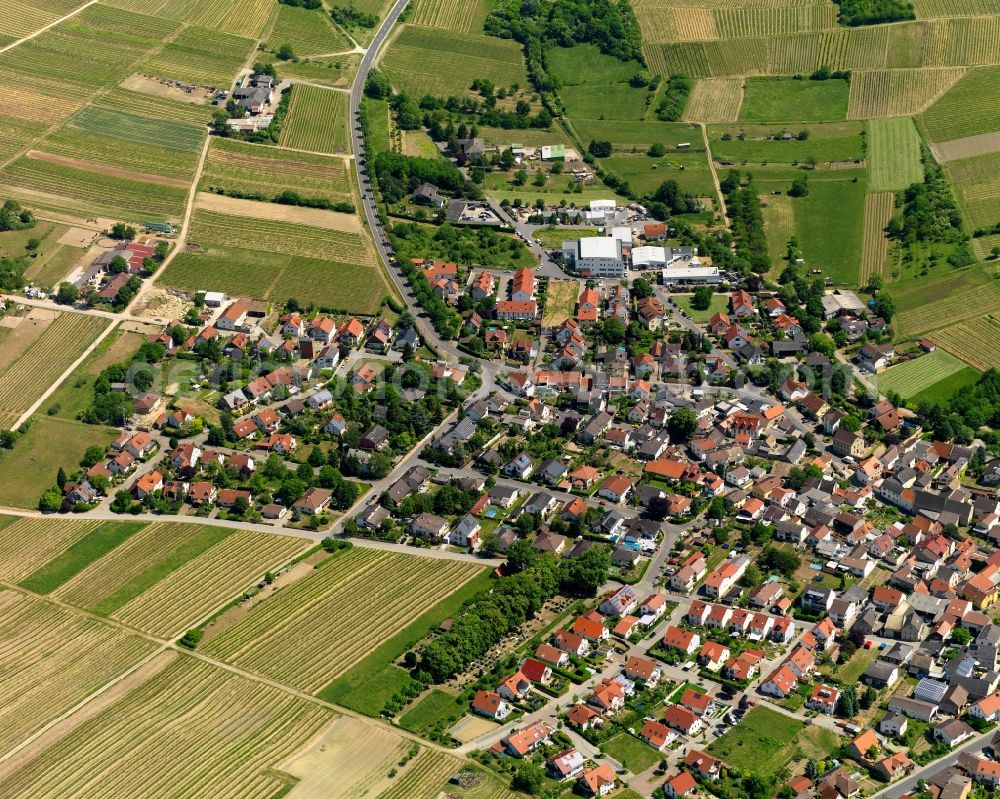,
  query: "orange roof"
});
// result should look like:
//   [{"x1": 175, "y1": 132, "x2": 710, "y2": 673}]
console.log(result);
[
  {"x1": 851, "y1": 729, "x2": 880, "y2": 756},
  {"x1": 572, "y1": 615, "x2": 605, "y2": 641},
  {"x1": 644, "y1": 459, "x2": 687, "y2": 479}
]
